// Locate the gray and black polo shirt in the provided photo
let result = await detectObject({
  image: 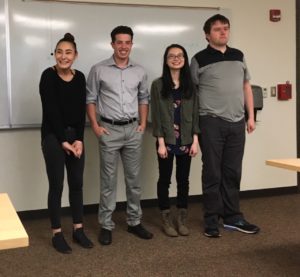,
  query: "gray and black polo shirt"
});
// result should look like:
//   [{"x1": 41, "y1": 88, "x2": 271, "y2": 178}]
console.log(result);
[{"x1": 190, "y1": 45, "x2": 251, "y2": 122}]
